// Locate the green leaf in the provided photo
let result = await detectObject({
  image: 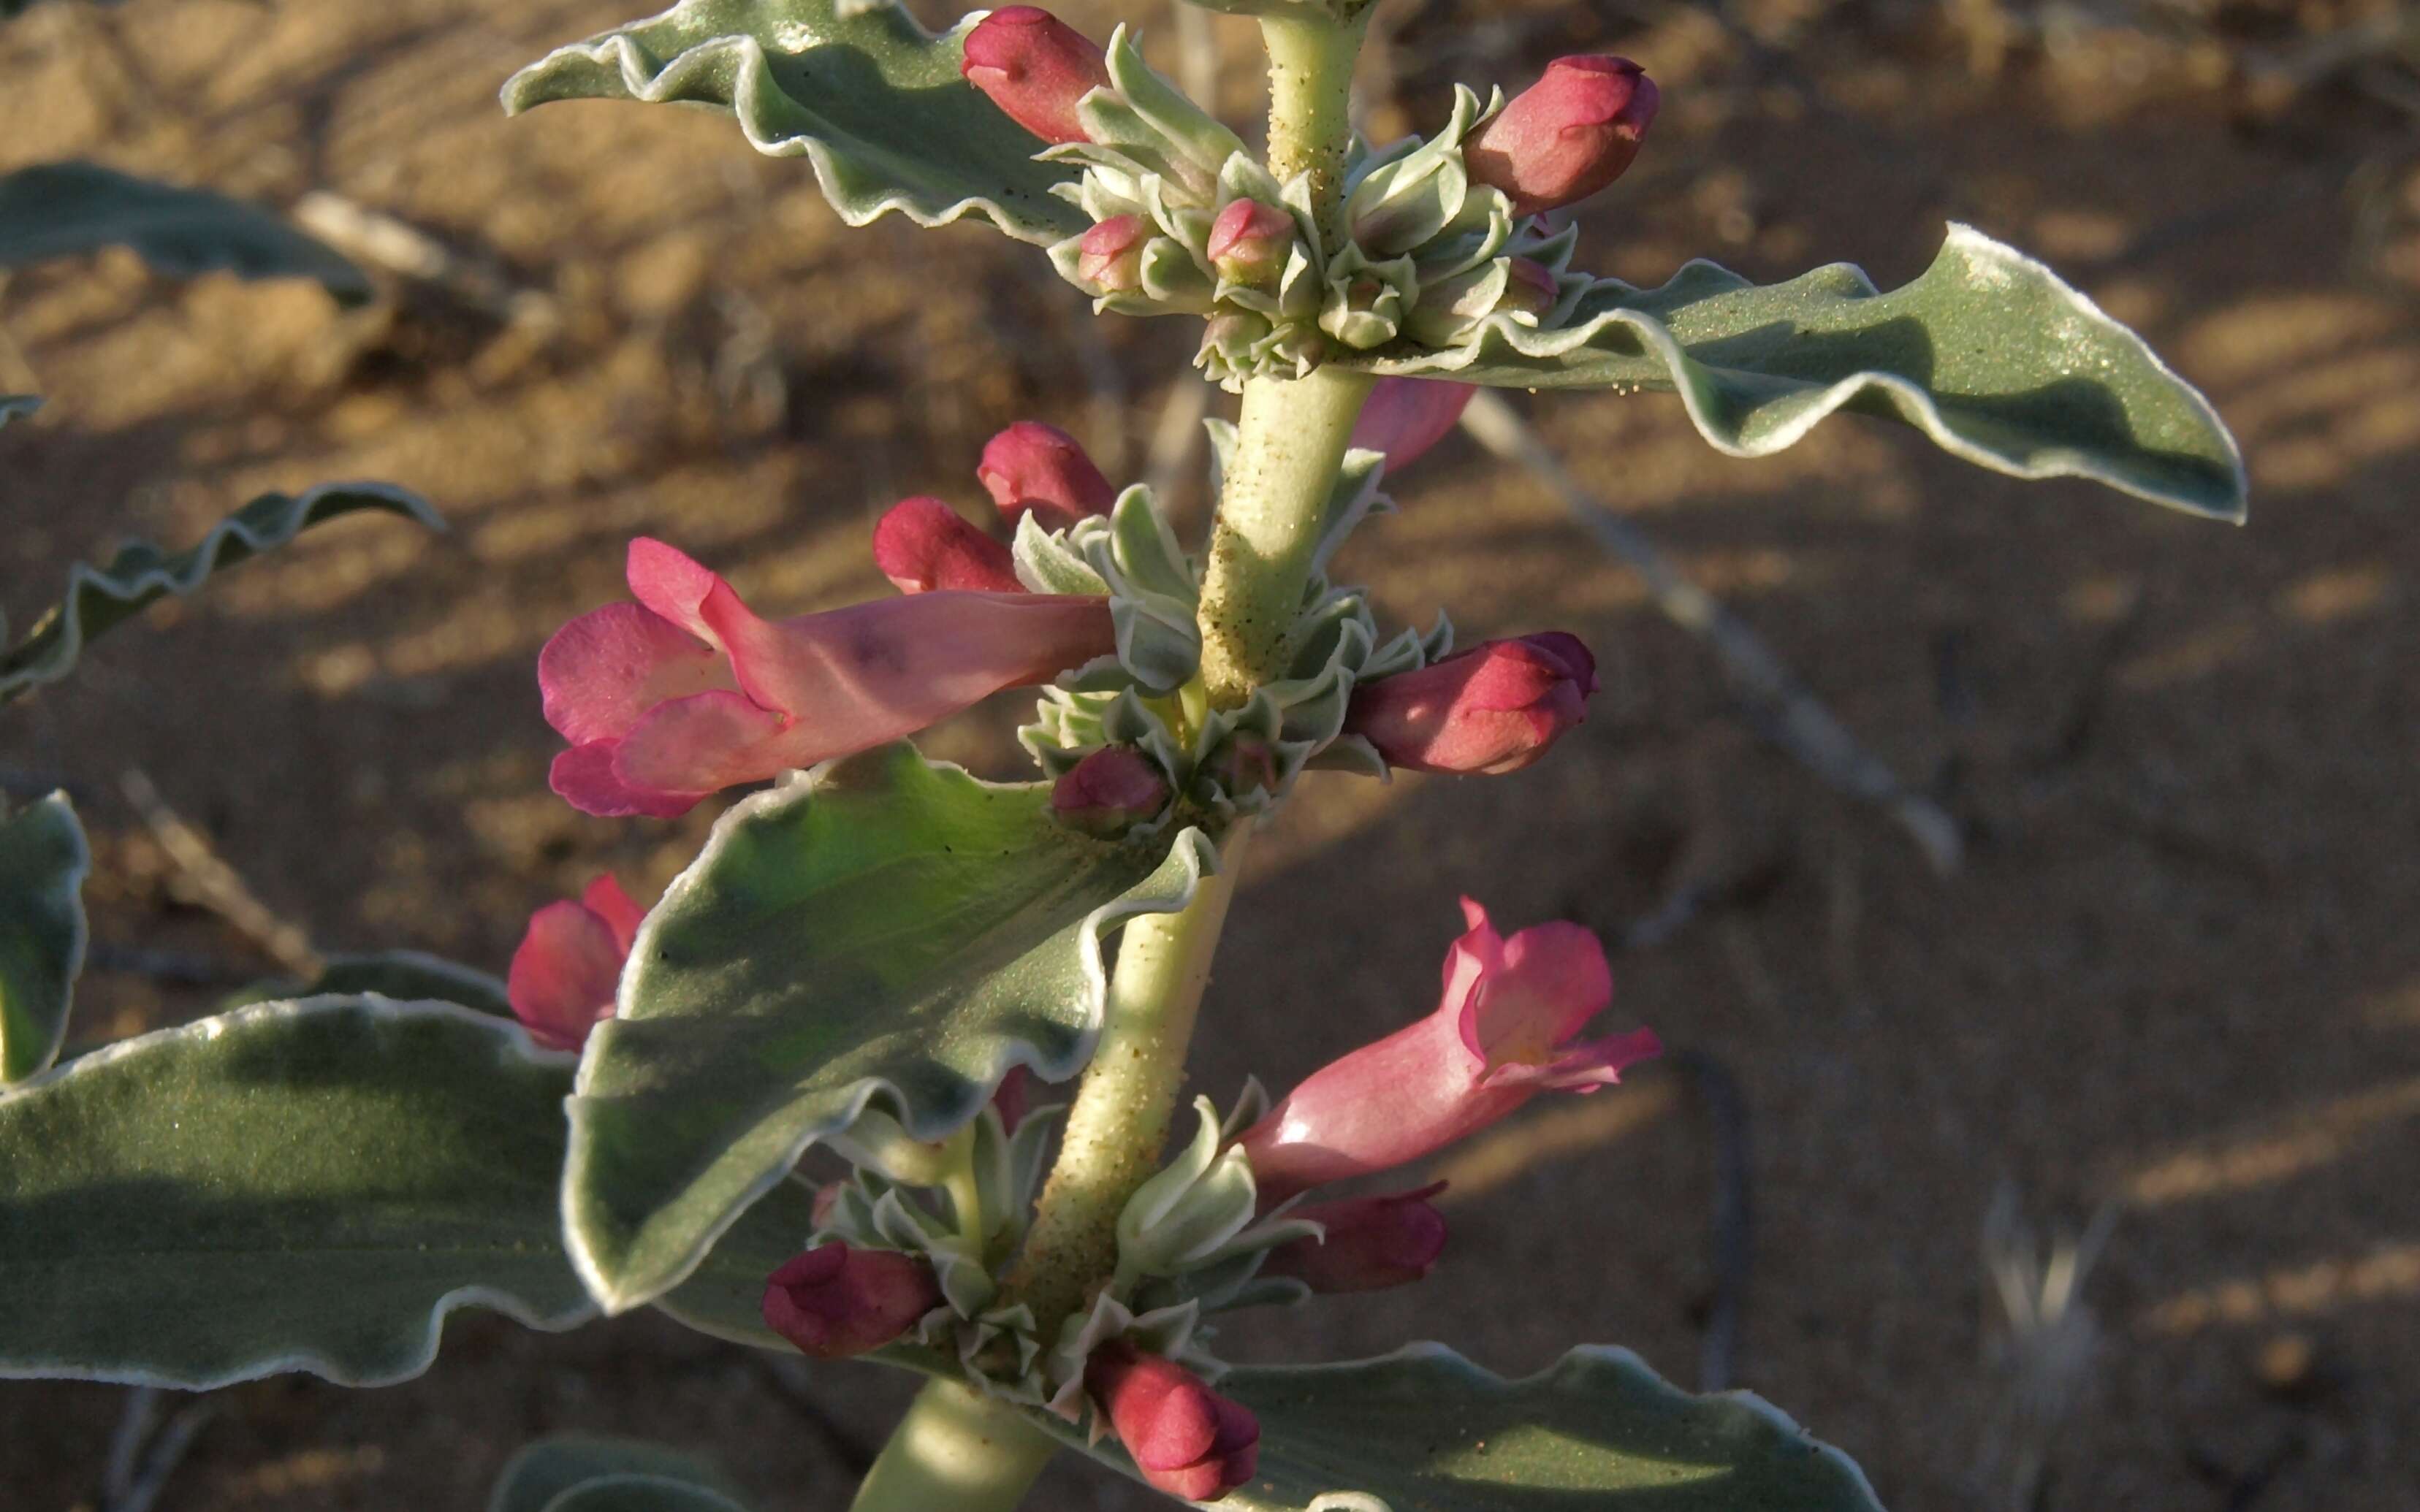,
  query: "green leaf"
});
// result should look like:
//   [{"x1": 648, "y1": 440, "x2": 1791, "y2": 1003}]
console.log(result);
[
  {"x1": 1344, "y1": 224, "x2": 2245, "y2": 521},
  {"x1": 501, "y1": 0, "x2": 1085, "y2": 245},
  {"x1": 0, "y1": 996, "x2": 593, "y2": 1388},
  {"x1": 0, "y1": 395, "x2": 38, "y2": 429},
  {"x1": 491, "y1": 1436, "x2": 747, "y2": 1512},
  {"x1": 1049, "y1": 1344, "x2": 1882, "y2": 1511},
  {"x1": 219, "y1": 950, "x2": 511, "y2": 1017},
  {"x1": 0, "y1": 481, "x2": 444, "y2": 706},
  {"x1": 566, "y1": 742, "x2": 1217, "y2": 1313},
  {"x1": 0, "y1": 162, "x2": 368, "y2": 302},
  {"x1": 0, "y1": 792, "x2": 88, "y2": 1085},
  {"x1": 650, "y1": 1170, "x2": 821, "y2": 1349}
]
